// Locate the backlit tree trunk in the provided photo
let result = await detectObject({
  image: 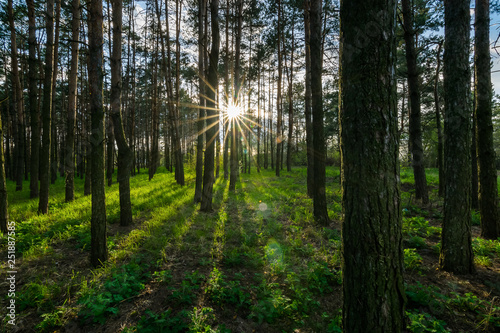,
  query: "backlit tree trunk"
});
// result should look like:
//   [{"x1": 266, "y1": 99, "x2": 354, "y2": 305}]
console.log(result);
[
  {"x1": 38, "y1": 0, "x2": 55, "y2": 214},
  {"x1": 440, "y1": 0, "x2": 474, "y2": 274},
  {"x1": 27, "y1": 0, "x2": 39, "y2": 199},
  {"x1": 8, "y1": 0, "x2": 25, "y2": 192},
  {"x1": 195, "y1": 0, "x2": 206, "y2": 203},
  {"x1": 88, "y1": 0, "x2": 108, "y2": 267},
  {"x1": 200, "y1": 0, "x2": 220, "y2": 212},
  {"x1": 340, "y1": 1, "x2": 406, "y2": 331},
  {"x1": 402, "y1": 0, "x2": 428, "y2": 204},
  {"x1": 475, "y1": 0, "x2": 499, "y2": 239},
  {"x1": 310, "y1": 0, "x2": 328, "y2": 225},
  {"x1": 65, "y1": 0, "x2": 80, "y2": 202},
  {"x1": 0, "y1": 110, "x2": 8, "y2": 234},
  {"x1": 434, "y1": 41, "x2": 444, "y2": 197}
]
